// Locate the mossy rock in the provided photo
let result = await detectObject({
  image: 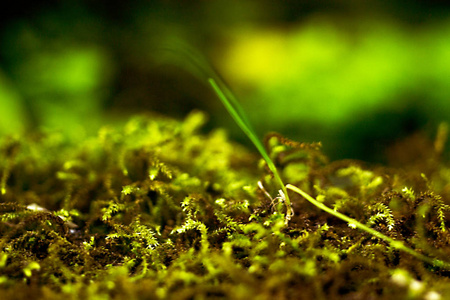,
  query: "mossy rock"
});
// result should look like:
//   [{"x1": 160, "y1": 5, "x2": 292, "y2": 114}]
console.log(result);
[{"x1": 1, "y1": 111, "x2": 450, "y2": 299}]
